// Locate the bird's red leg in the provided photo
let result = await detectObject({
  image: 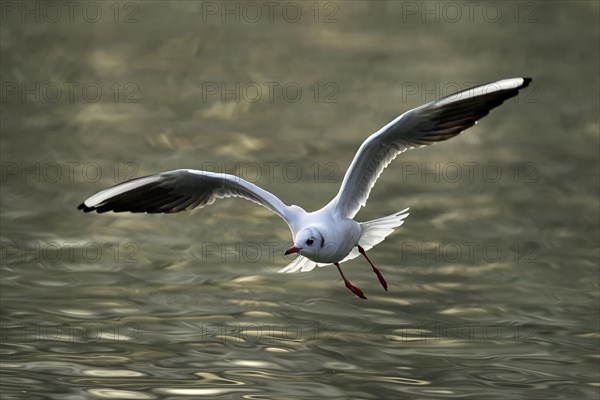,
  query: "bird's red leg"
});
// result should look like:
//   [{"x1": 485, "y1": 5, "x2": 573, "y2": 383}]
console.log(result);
[
  {"x1": 335, "y1": 262, "x2": 367, "y2": 299},
  {"x1": 357, "y1": 245, "x2": 388, "y2": 291}
]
